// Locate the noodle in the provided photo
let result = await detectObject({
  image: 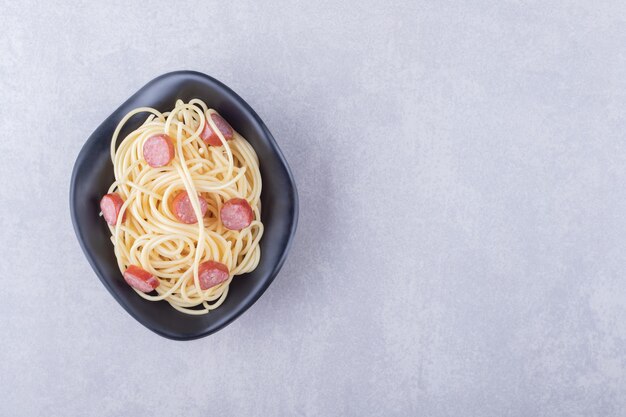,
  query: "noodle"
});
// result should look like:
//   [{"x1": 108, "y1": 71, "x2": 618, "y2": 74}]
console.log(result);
[{"x1": 105, "y1": 99, "x2": 263, "y2": 314}]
